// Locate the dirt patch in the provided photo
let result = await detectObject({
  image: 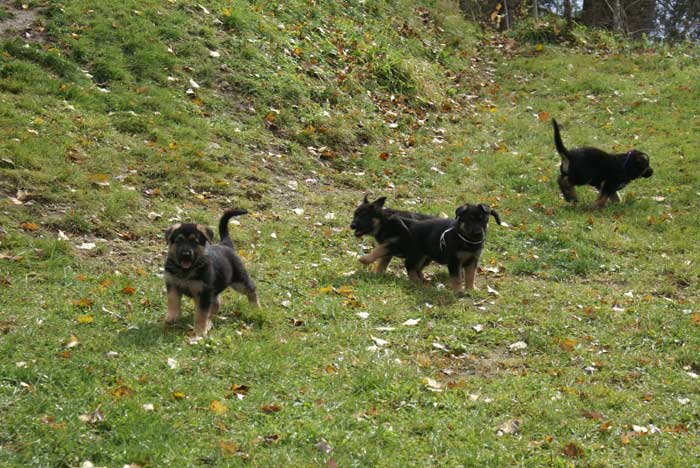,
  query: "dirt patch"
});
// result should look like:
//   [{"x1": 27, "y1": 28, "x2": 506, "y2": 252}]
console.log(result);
[{"x1": 0, "y1": 6, "x2": 43, "y2": 41}]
